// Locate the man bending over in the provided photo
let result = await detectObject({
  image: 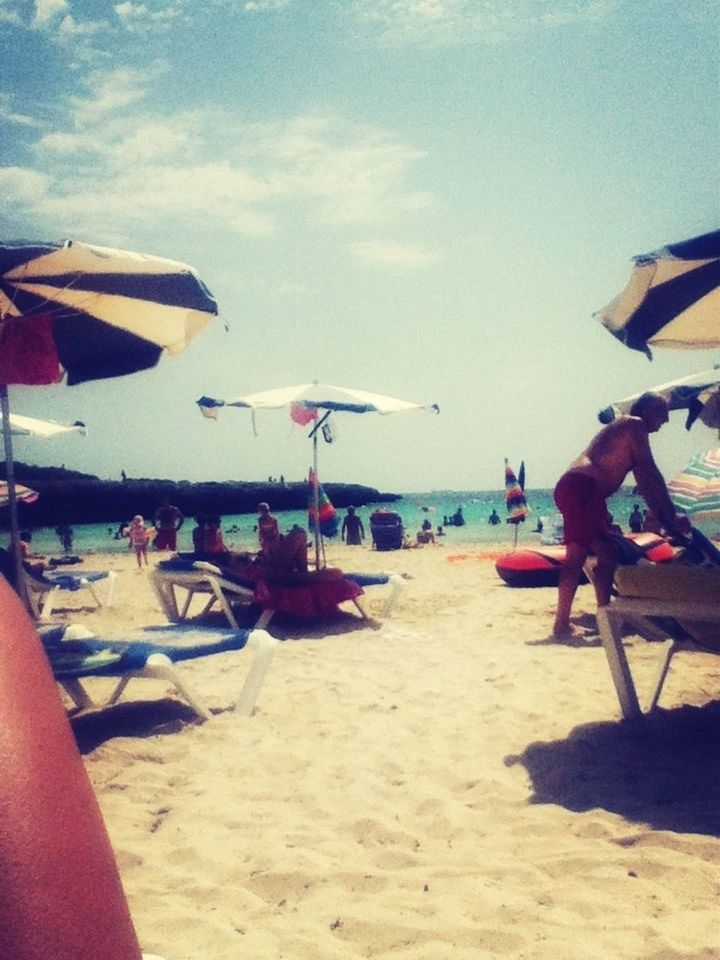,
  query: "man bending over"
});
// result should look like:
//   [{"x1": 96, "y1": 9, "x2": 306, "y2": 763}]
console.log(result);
[{"x1": 552, "y1": 392, "x2": 690, "y2": 638}]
